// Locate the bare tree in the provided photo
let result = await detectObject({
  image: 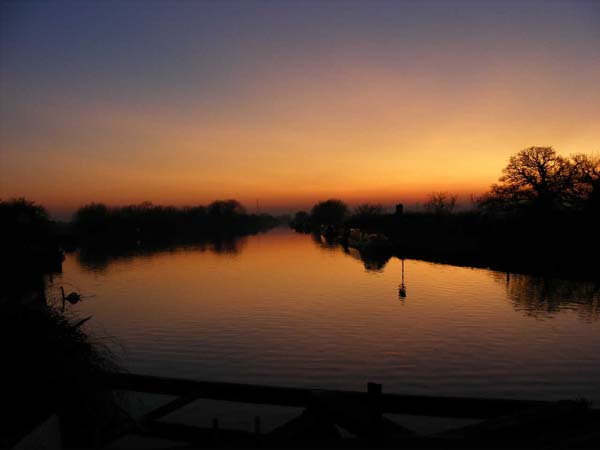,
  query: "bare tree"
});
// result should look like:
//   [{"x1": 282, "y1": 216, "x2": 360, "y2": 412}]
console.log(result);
[
  {"x1": 424, "y1": 192, "x2": 457, "y2": 215},
  {"x1": 569, "y1": 153, "x2": 600, "y2": 212},
  {"x1": 353, "y1": 203, "x2": 385, "y2": 219},
  {"x1": 478, "y1": 146, "x2": 571, "y2": 212}
]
